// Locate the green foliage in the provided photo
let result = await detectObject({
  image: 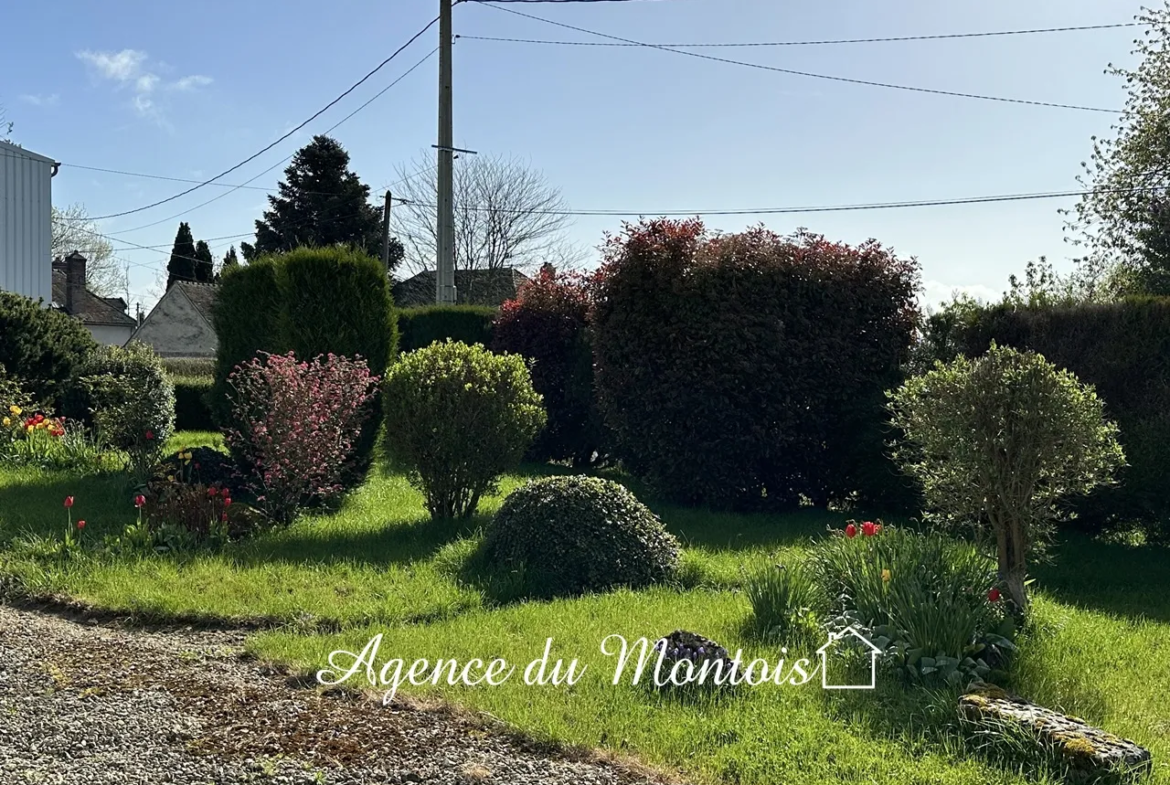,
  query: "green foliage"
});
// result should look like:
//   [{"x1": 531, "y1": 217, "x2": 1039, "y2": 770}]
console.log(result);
[
  {"x1": 0, "y1": 290, "x2": 98, "y2": 406},
  {"x1": 1066, "y1": 6, "x2": 1170, "y2": 296},
  {"x1": 246, "y1": 135, "x2": 398, "y2": 267},
  {"x1": 383, "y1": 341, "x2": 545, "y2": 520},
  {"x1": 211, "y1": 259, "x2": 285, "y2": 427},
  {"x1": 212, "y1": 248, "x2": 394, "y2": 484},
  {"x1": 745, "y1": 560, "x2": 822, "y2": 644},
  {"x1": 172, "y1": 376, "x2": 214, "y2": 431},
  {"x1": 166, "y1": 221, "x2": 197, "y2": 289},
  {"x1": 889, "y1": 344, "x2": 1124, "y2": 611},
  {"x1": 592, "y1": 219, "x2": 920, "y2": 510},
  {"x1": 397, "y1": 305, "x2": 496, "y2": 352},
  {"x1": 161, "y1": 357, "x2": 213, "y2": 378},
  {"x1": 925, "y1": 298, "x2": 1170, "y2": 543},
  {"x1": 484, "y1": 475, "x2": 681, "y2": 599},
  {"x1": 808, "y1": 525, "x2": 1014, "y2": 687},
  {"x1": 66, "y1": 342, "x2": 175, "y2": 479}
]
